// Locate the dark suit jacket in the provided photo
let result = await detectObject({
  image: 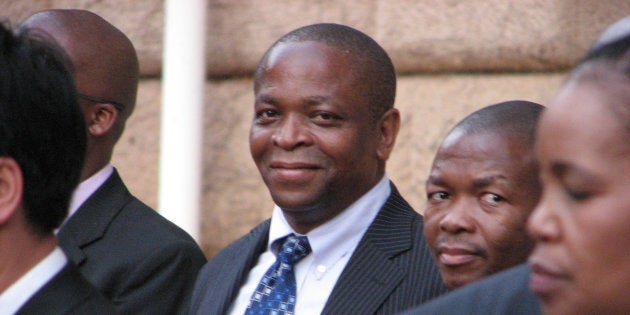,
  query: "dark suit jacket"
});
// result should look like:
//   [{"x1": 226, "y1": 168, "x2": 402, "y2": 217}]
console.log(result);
[
  {"x1": 16, "y1": 262, "x2": 118, "y2": 315},
  {"x1": 58, "y1": 169, "x2": 207, "y2": 315},
  {"x1": 401, "y1": 264, "x2": 543, "y2": 315},
  {"x1": 190, "y1": 182, "x2": 447, "y2": 315}
]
